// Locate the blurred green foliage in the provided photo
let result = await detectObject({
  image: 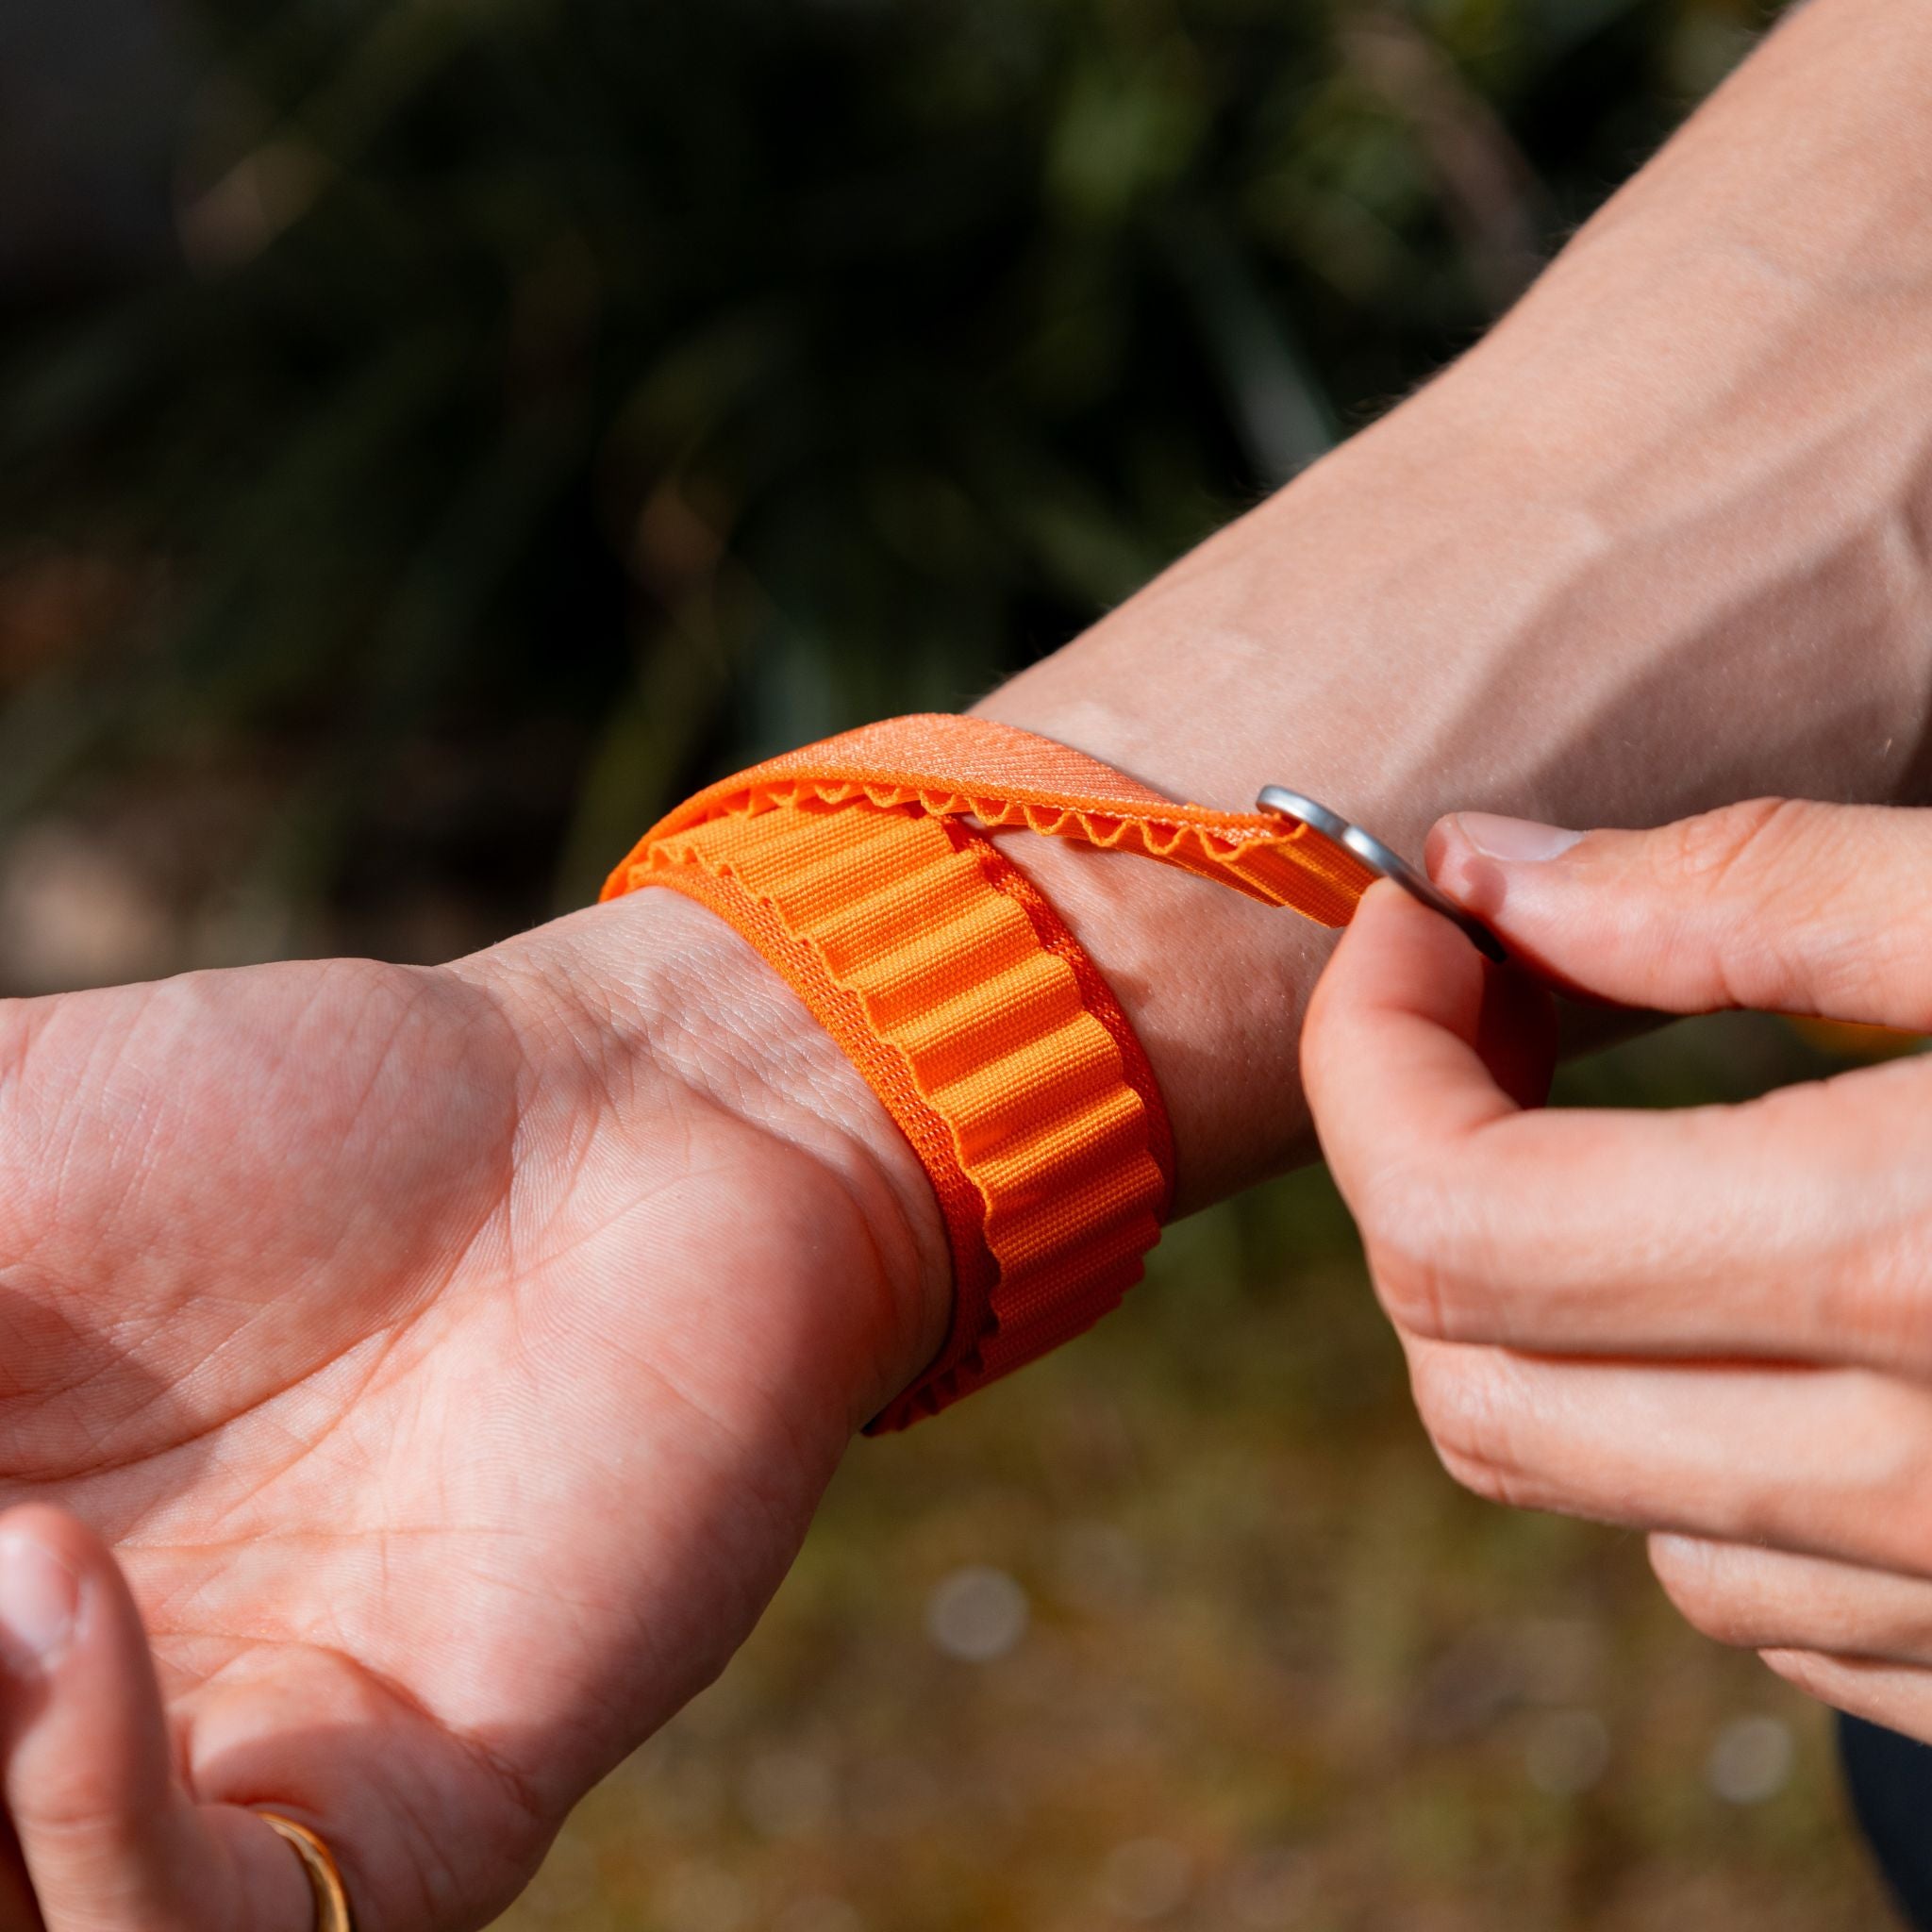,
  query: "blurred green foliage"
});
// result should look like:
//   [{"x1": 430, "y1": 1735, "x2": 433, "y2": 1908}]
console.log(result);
[{"x1": 0, "y1": 0, "x2": 1774, "y2": 954}]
